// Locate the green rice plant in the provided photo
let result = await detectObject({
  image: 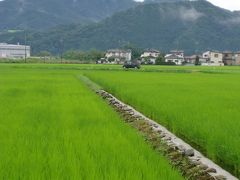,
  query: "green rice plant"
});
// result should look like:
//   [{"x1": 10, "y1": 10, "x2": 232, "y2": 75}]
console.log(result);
[
  {"x1": 0, "y1": 65, "x2": 182, "y2": 179},
  {"x1": 86, "y1": 70, "x2": 240, "y2": 177}
]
